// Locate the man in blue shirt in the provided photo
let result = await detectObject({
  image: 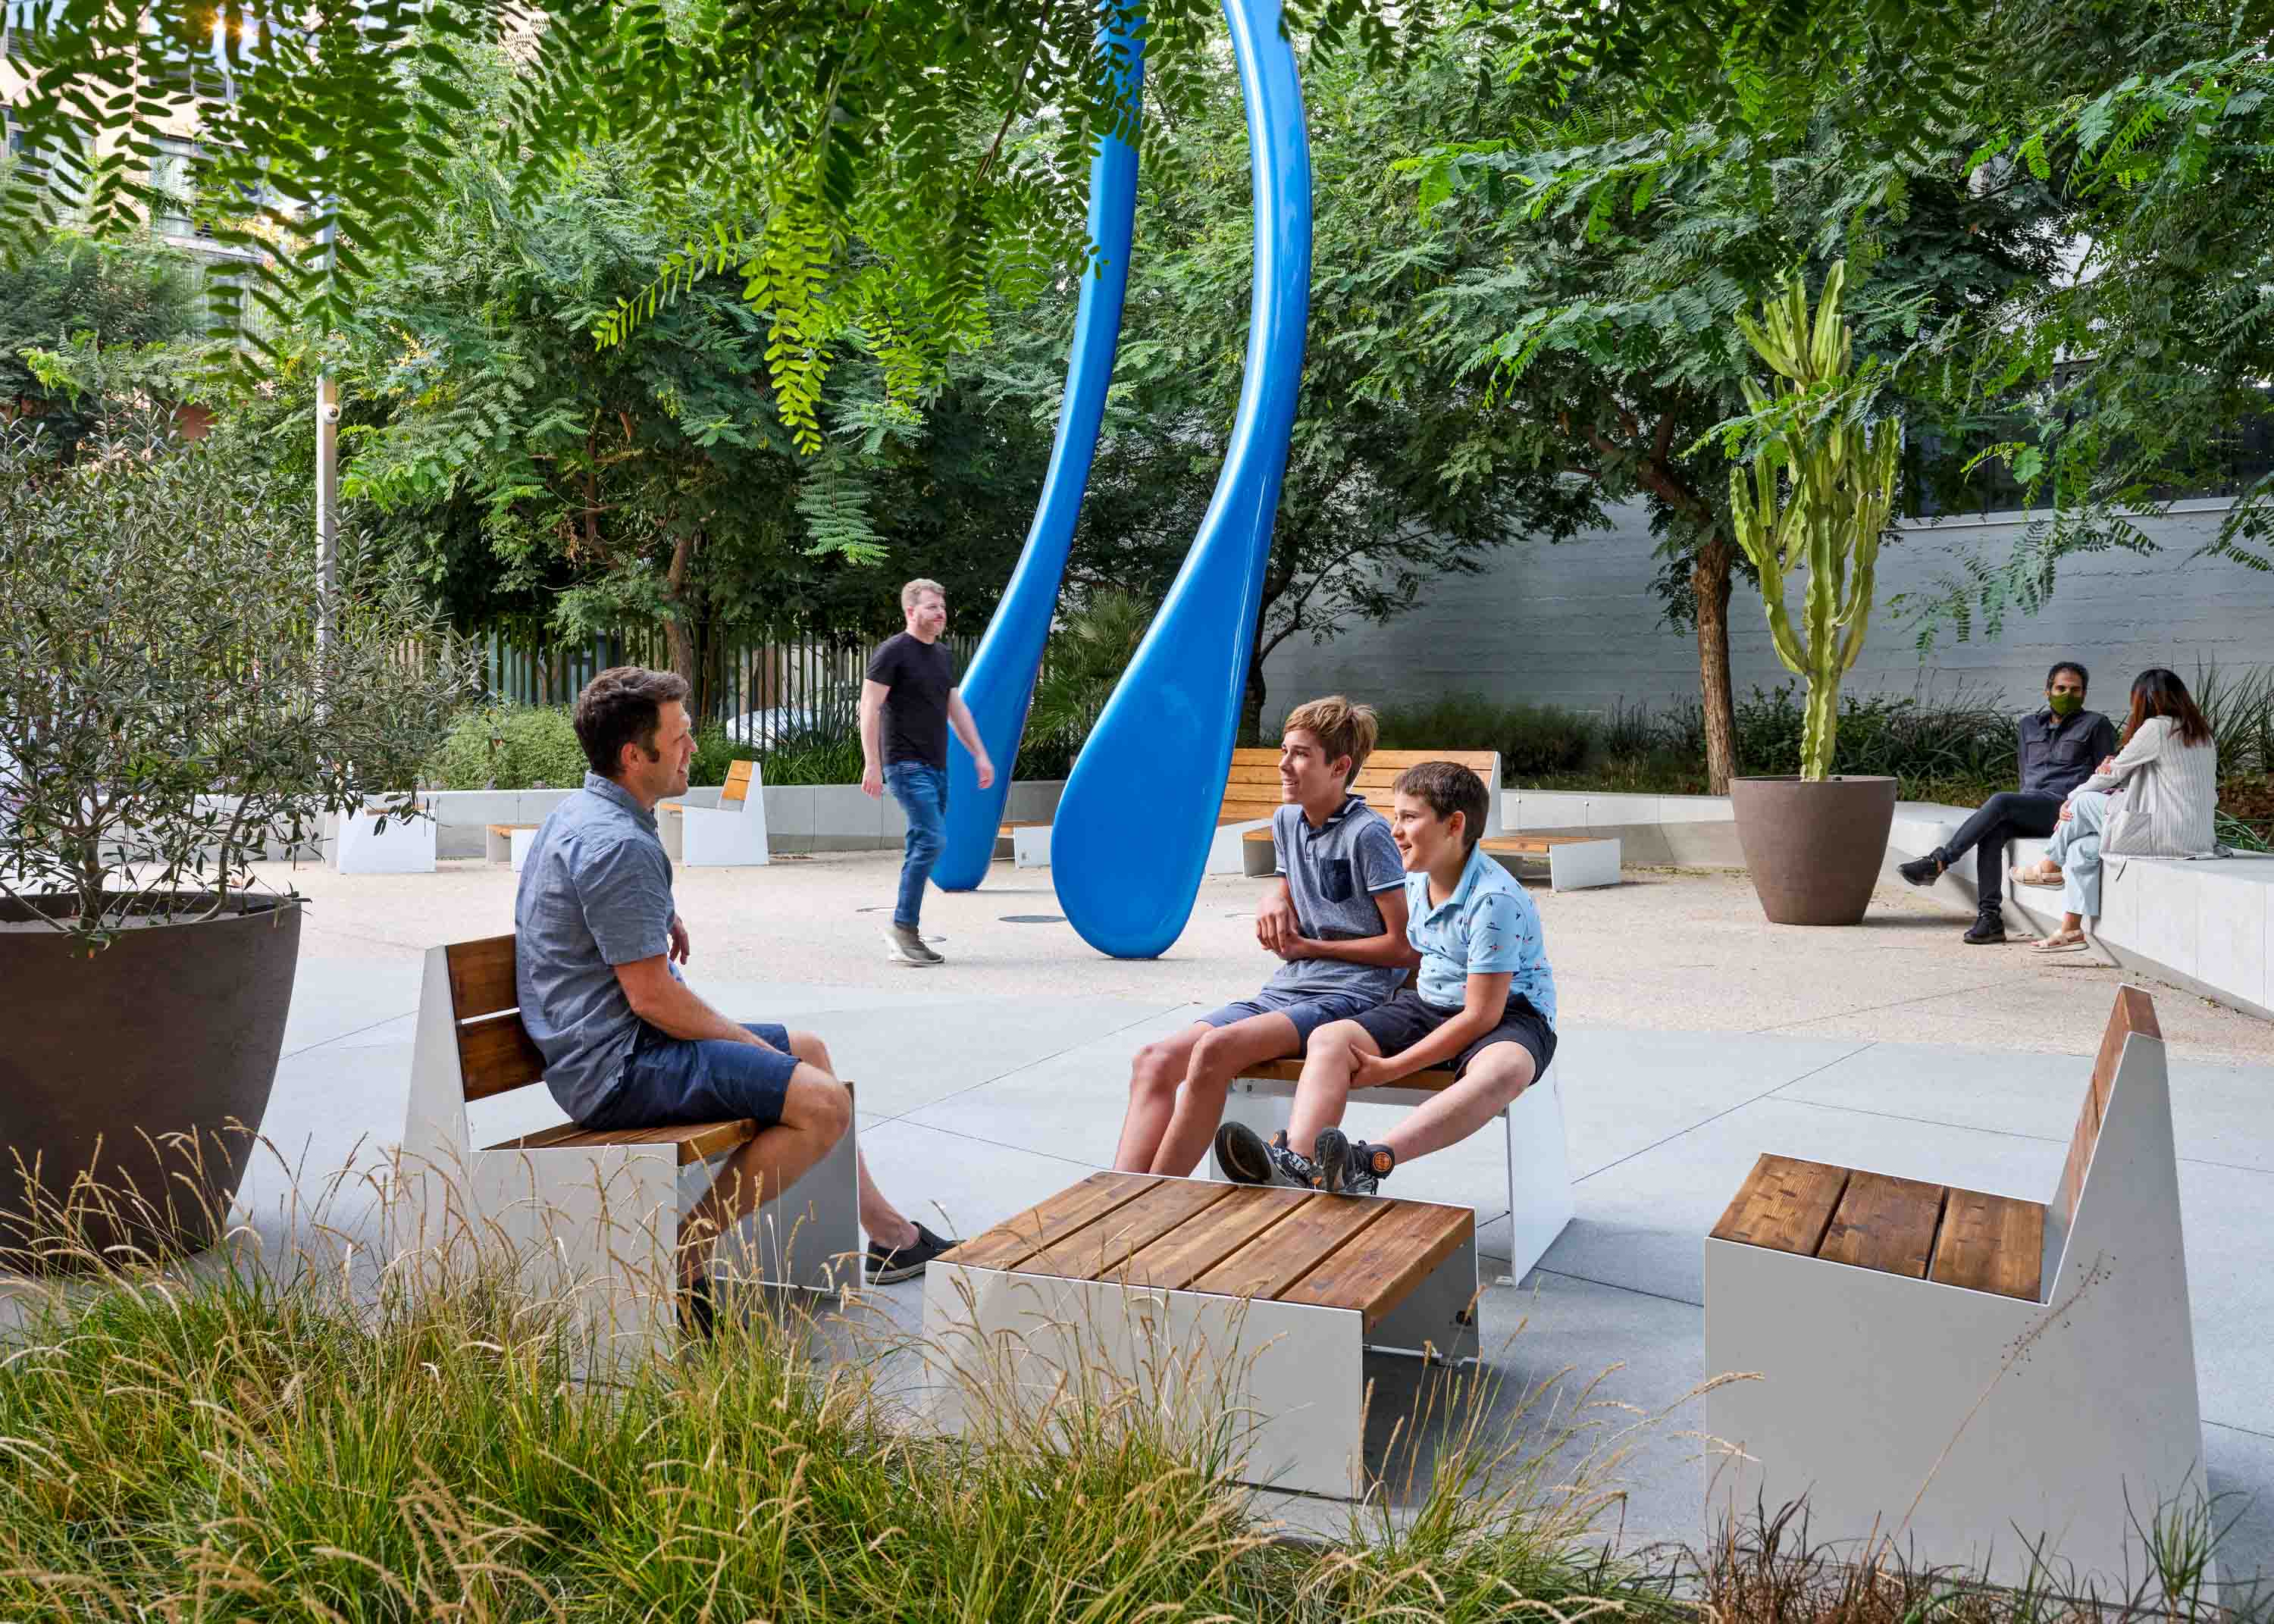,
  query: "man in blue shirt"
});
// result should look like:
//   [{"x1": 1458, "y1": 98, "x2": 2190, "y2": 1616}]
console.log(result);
[
  {"x1": 1217, "y1": 759, "x2": 1555, "y2": 1197},
  {"x1": 515, "y1": 667, "x2": 952, "y2": 1327}
]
